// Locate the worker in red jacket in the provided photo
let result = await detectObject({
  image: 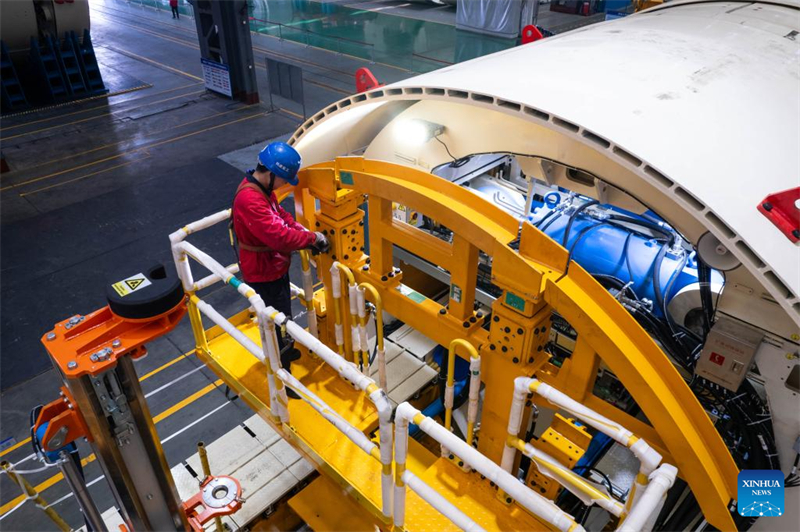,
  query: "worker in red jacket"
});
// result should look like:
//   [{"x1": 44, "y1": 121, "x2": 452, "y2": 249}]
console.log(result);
[
  {"x1": 169, "y1": 0, "x2": 179, "y2": 19},
  {"x1": 231, "y1": 142, "x2": 329, "y2": 387}
]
